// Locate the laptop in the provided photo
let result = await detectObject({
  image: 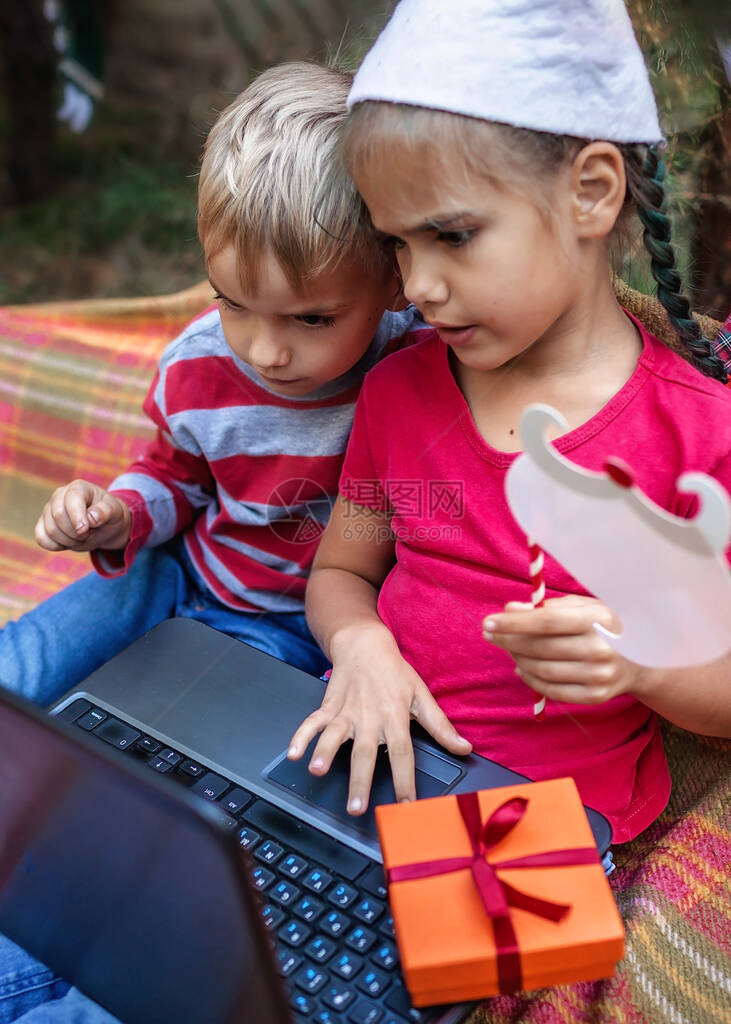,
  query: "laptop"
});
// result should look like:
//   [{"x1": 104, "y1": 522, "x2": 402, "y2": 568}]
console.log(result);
[{"x1": 0, "y1": 617, "x2": 612, "y2": 1024}]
